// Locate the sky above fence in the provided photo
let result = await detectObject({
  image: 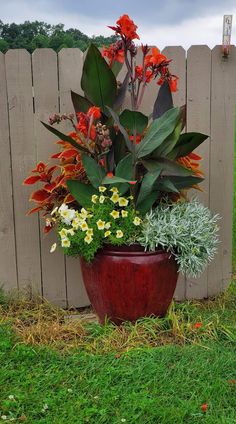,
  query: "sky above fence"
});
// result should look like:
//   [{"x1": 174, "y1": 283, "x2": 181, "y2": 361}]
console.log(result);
[{"x1": 1, "y1": 0, "x2": 235, "y2": 48}]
